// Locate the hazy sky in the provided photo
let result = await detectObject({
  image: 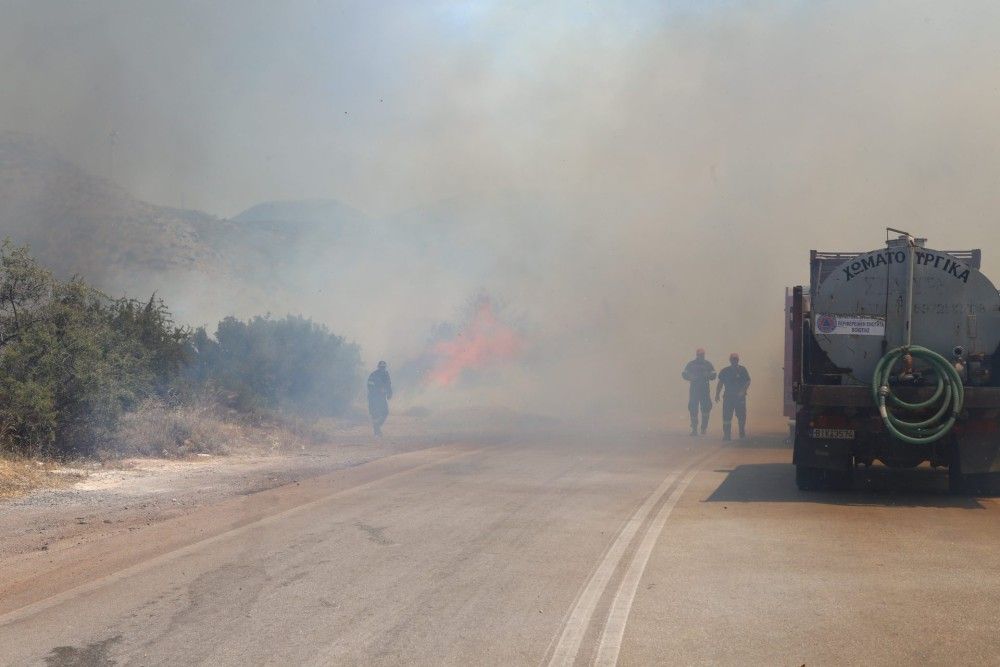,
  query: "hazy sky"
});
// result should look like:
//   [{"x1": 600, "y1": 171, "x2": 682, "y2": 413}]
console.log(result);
[
  {"x1": 5, "y1": 1, "x2": 1000, "y2": 425},
  {"x1": 0, "y1": 1, "x2": 733, "y2": 215}
]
